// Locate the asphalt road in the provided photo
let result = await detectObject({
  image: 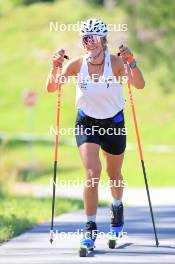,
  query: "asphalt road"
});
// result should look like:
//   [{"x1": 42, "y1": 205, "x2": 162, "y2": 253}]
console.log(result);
[{"x1": 0, "y1": 206, "x2": 175, "y2": 264}]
